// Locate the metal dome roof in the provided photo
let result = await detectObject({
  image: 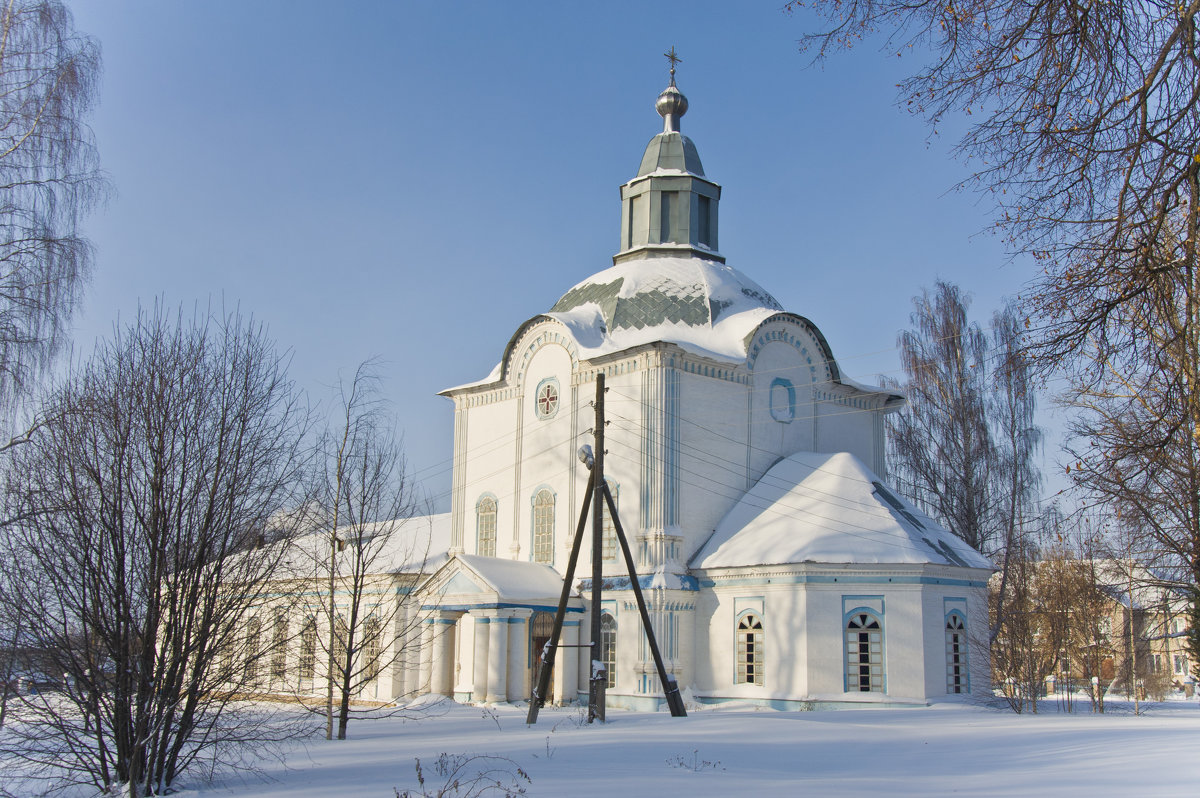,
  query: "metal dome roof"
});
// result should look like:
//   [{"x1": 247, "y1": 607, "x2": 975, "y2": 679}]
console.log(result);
[{"x1": 544, "y1": 256, "x2": 783, "y2": 362}]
